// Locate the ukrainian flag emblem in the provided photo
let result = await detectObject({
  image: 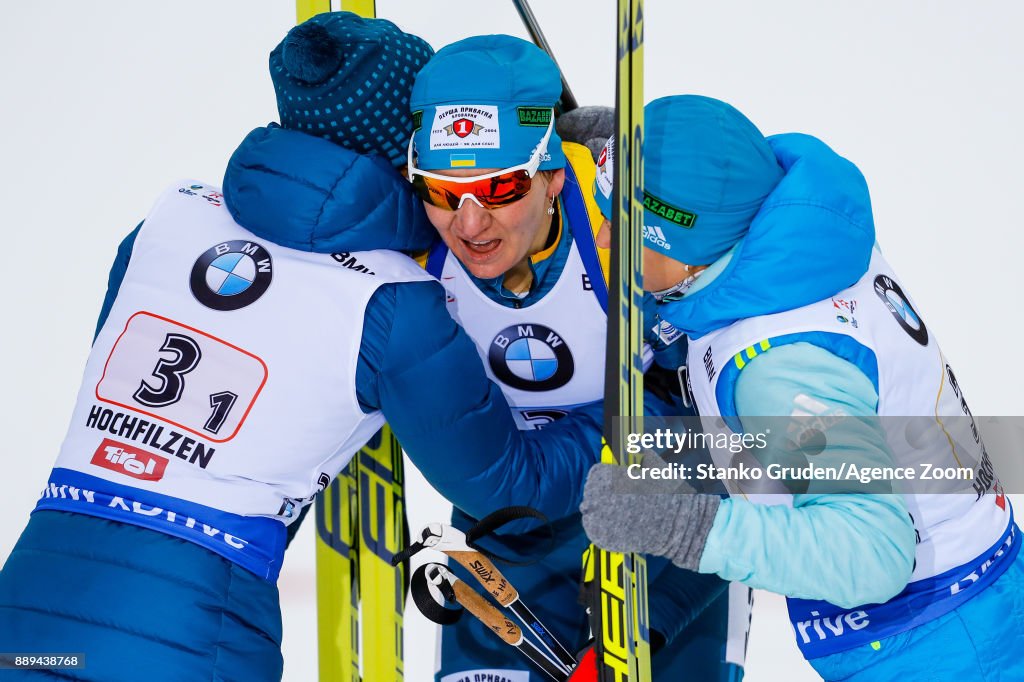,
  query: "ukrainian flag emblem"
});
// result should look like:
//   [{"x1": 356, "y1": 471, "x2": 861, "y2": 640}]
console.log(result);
[{"x1": 450, "y1": 153, "x2": 476, "y2": 168}]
